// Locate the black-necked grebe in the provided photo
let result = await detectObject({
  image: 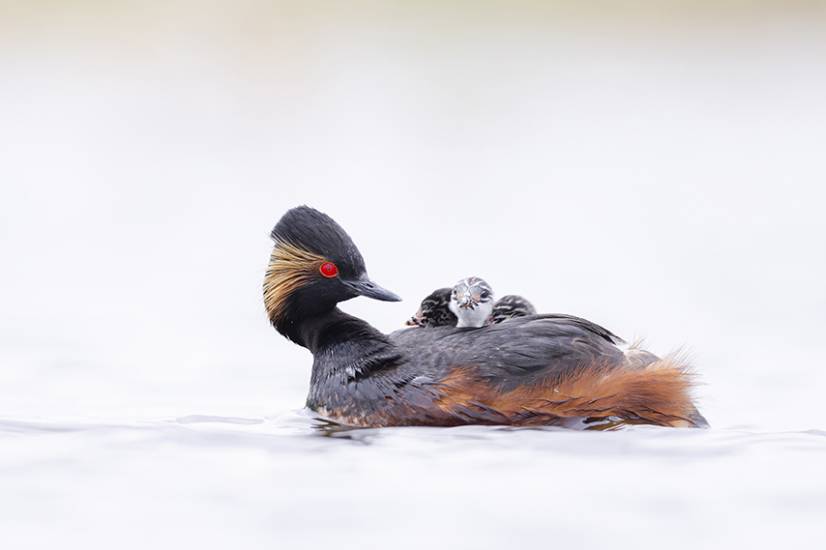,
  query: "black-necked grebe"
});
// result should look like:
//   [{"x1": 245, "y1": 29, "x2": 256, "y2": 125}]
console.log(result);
[
  {"x1": 407, "y1": 277, "x2": 537, "y2": 328},
  {"x1": 489, "y1": 294, "x2": 537, "y2": 324},
  {"x1": 449, "y1": 276, "x2": 496, "y2": 328},
  {"x1": 406, "y1": 288, "x2": 456, "y2": 328},
  {"x1": 264, "y1": 206, "x2": 708, "y2": 429}
]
